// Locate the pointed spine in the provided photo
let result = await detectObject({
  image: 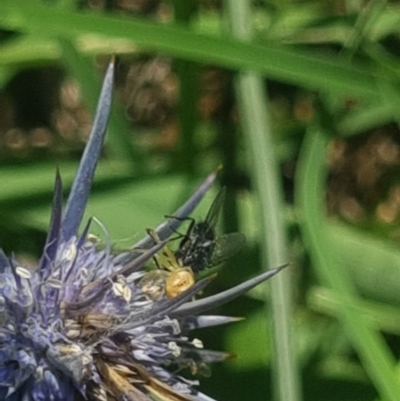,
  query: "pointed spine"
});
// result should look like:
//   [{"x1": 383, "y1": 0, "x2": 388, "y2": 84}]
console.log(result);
[
  {"x1": 171, "y1": 265, "x2": 287, "y2": 317},
  {"x1": 62, "y1": 58, "x2": 115, "y2": 241}
]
